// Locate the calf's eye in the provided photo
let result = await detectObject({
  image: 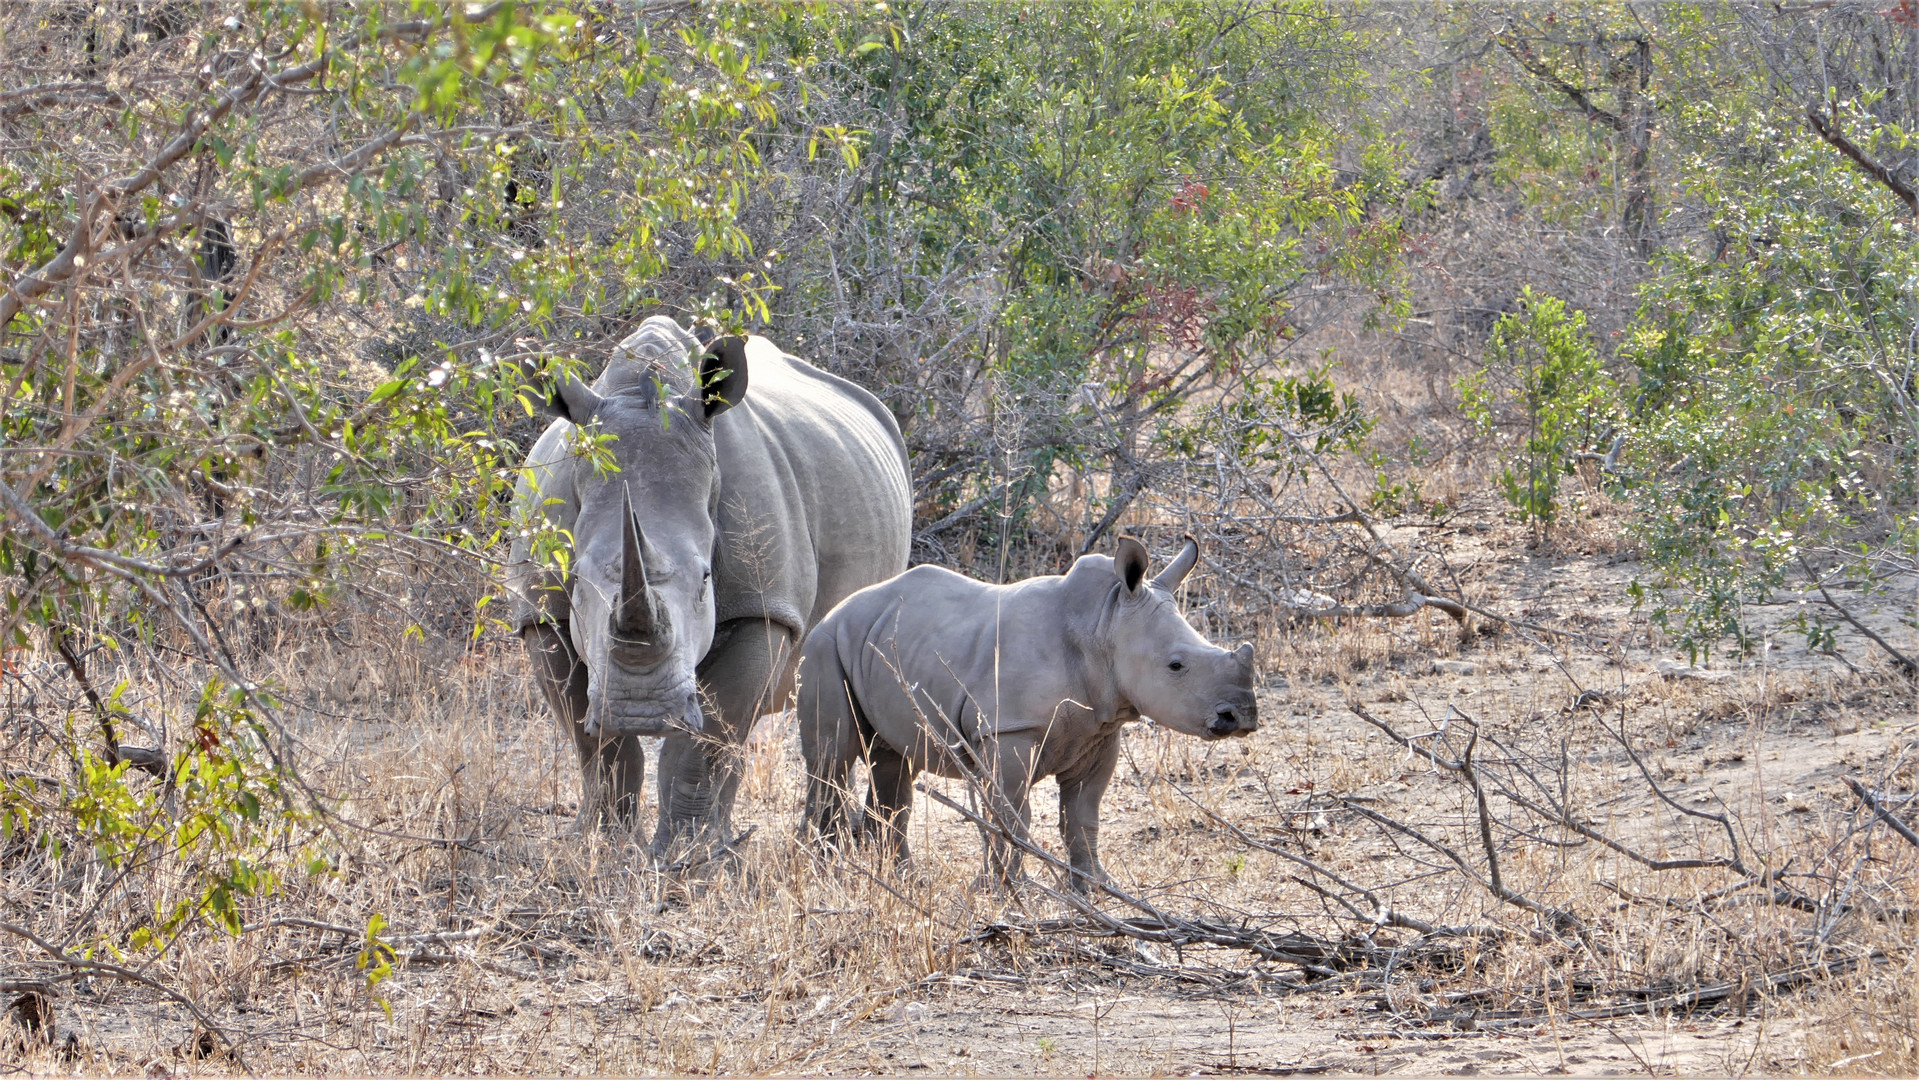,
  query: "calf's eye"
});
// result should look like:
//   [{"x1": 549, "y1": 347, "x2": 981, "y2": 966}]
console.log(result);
[{"x1": 1168, "y1": 661, "x2": 1184, "y2": 672}]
